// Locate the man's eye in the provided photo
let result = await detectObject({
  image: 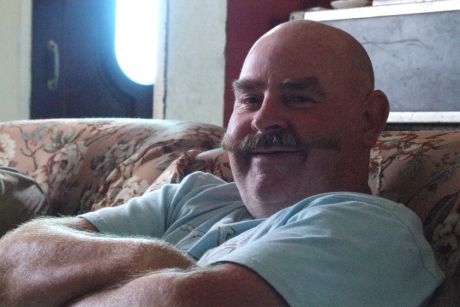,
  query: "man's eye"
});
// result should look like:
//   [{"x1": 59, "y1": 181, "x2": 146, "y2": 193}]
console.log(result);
[
  {"x1": 239, "y1": 96, "x2": 262, "y2": 105},
  {"x1": 284, "y1": 96, "x2": 316, "y2": 107}
]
